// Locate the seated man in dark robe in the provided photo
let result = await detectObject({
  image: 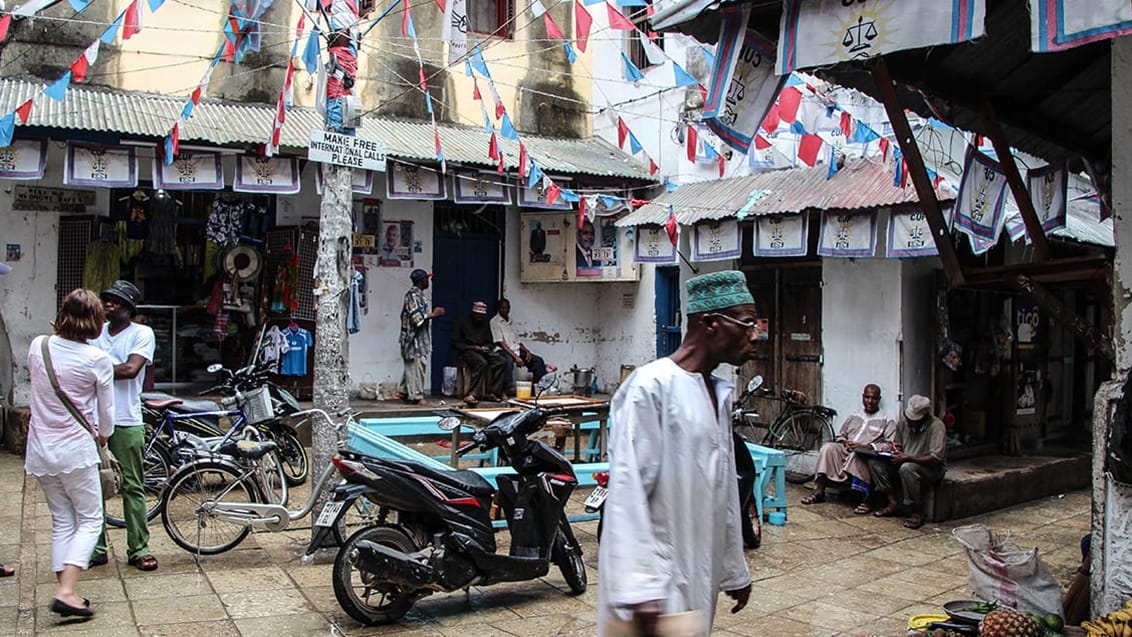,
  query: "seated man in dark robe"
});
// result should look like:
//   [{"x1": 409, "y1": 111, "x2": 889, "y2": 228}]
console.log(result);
[{"x1": 452, "y1": 300, "x2": 505, "y2": 405}]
